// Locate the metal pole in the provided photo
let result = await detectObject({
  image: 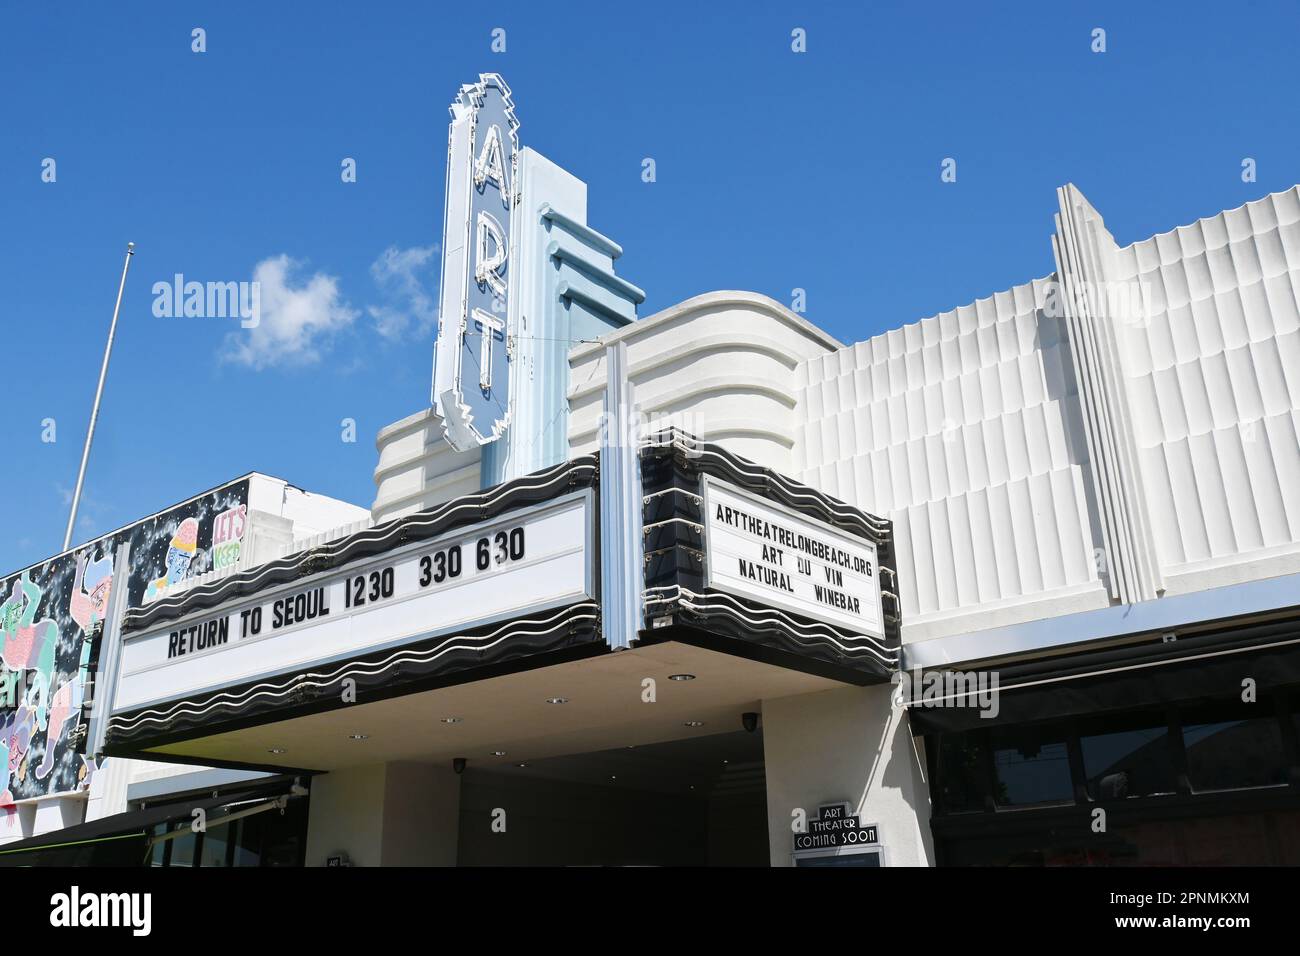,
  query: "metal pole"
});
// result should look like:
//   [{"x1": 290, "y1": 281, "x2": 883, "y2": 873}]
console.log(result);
[
  {"x1": 145, "y1": 795, "x2": 298, "y2": 850},
  {"x1": 63, "y1": 242, "x2": 134, "y2": 552}
]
